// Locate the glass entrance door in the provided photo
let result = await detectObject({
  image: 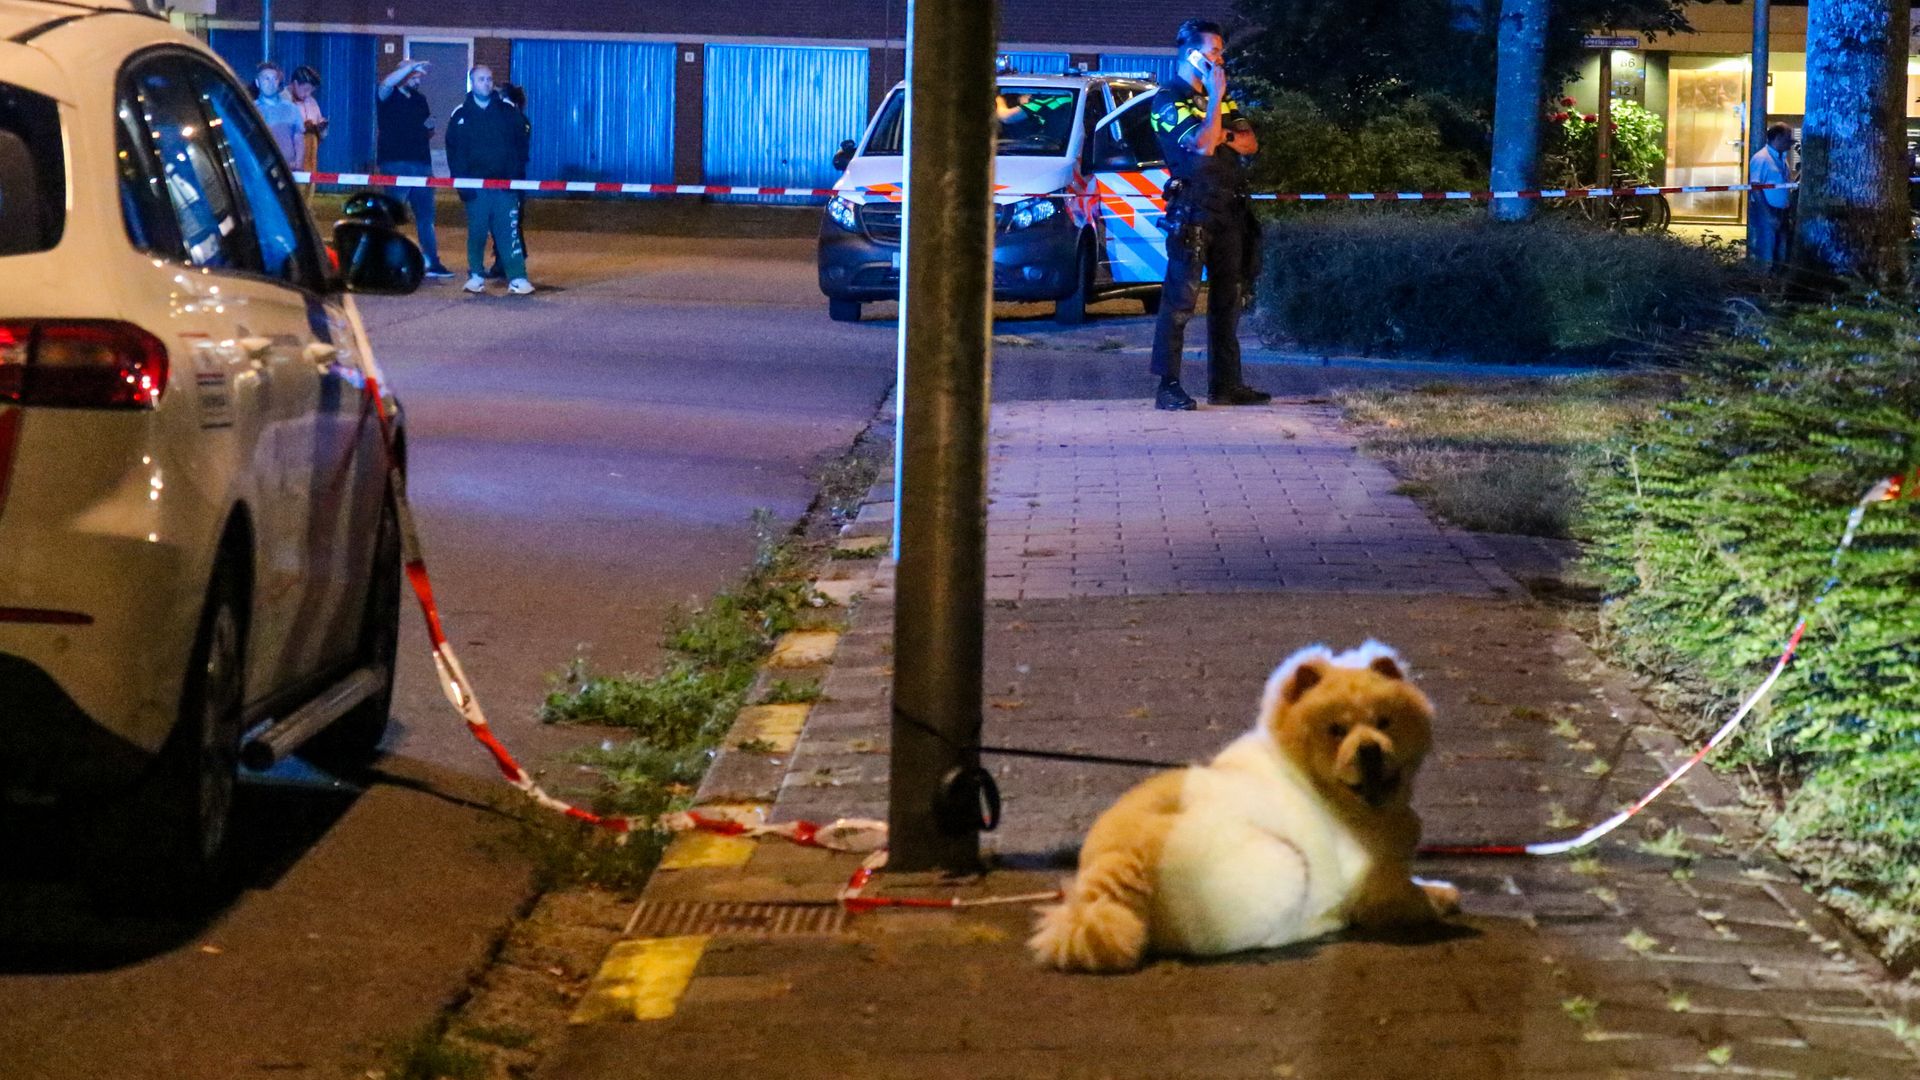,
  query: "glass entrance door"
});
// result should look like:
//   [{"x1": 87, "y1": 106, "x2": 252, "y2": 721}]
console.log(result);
[{"x1": 1667, "y1": 62, "x2": 1749, "y2": 222}]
